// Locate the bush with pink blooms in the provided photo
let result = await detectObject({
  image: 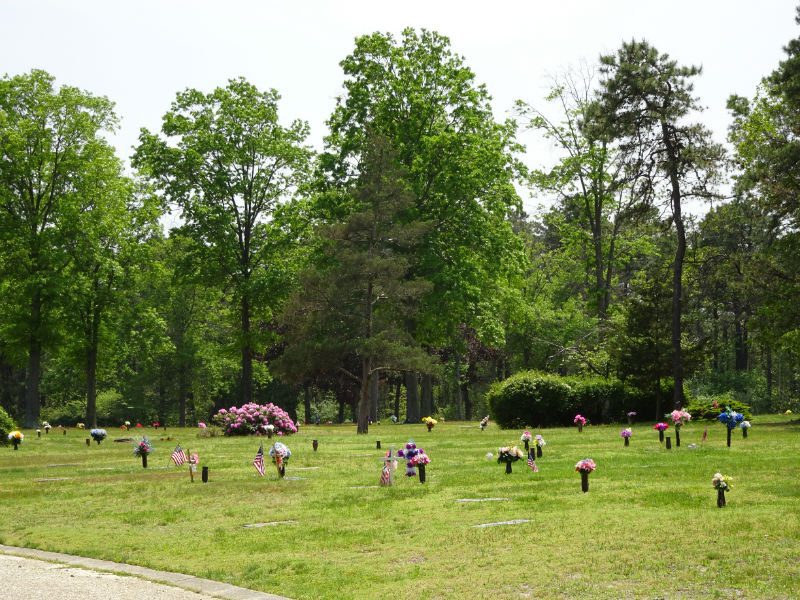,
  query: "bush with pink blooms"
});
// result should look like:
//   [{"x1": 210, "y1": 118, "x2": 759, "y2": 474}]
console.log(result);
[{"x1": 212, "y1": 403, "x2": 297, "y2": 436}]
